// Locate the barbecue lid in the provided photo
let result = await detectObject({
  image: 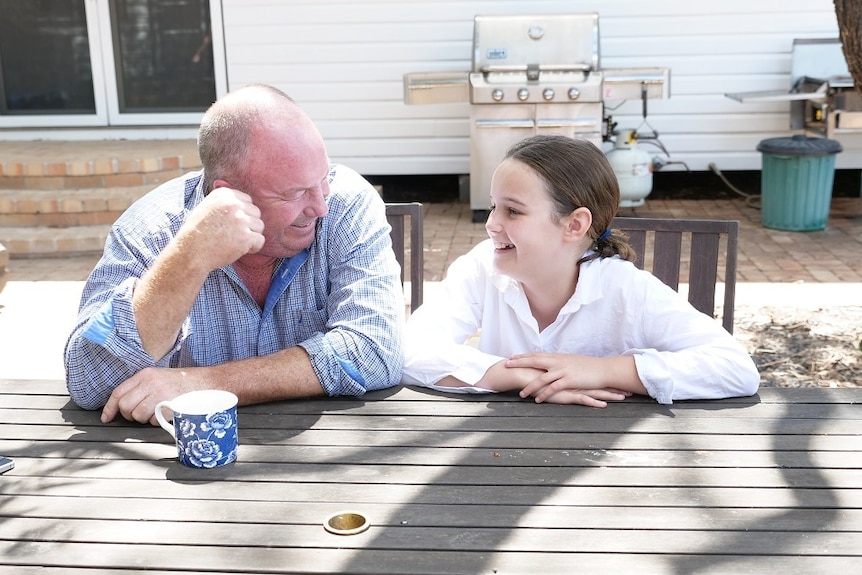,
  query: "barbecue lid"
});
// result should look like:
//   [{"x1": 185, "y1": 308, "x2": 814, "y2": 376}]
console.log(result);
[{"x1": 472, "y1": 13, "x2": 599, "y2": 74}]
